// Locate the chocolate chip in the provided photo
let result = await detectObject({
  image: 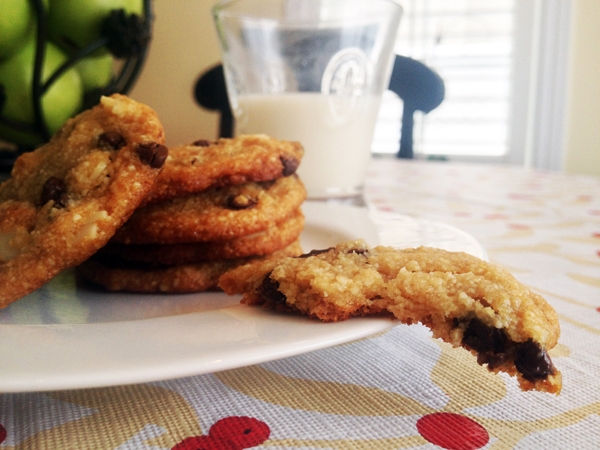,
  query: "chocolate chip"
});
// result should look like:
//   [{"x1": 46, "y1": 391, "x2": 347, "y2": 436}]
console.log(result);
[
  {"x1": 98, "y1": 131, "x2": 126, "y2": 150},
  {"x1": 136, "y1": 142, "x2": 168, "y2": 168},
  {"x1": 280, "y1": 155, "x2": 299, "y2": 176},
  {"x1": 225, "y1": 194, "x2": 257, "y2": 210},
  {"x1": 41, "y1": 176, "x2": 67, "y2": 208},
  {"x1": 462, "y1": 318, "x2": 507, "y2": 354},
  {"x1": 460, "y1": 318, "x2": 556, "y2": 381},
  {"x1": 192, "y1": 139, "x2": 212, "y2": 147},
  {"x1": 297, "y1": 247, "x2": 333, "y2": 258},
  {"x1": 477, "y1": 352, "x2": 510, "y2": 370},
  {"x1": 515, "y1": 339, "x2": 555, "y2": 381},
  {"x1": 350, "y1": 248, "x2": 369, "y2": 255},
  {"x1": 257, "y1": 272, "x2": 287, "y2": 305}
]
